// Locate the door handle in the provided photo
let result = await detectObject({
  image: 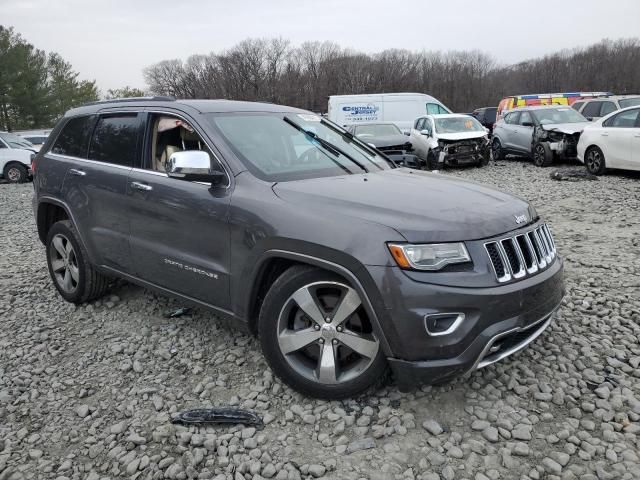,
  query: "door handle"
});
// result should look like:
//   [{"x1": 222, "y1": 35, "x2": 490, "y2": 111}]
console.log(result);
[
  {"x1": 69, "y1": 168, "x2": 86, "y2": 176},
  {"x1": 601, "y1": 133, "x2": 609, "y2": 136},
  {"x1": 131, "y1": 181, "x2": 153, "y2": 192}
]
